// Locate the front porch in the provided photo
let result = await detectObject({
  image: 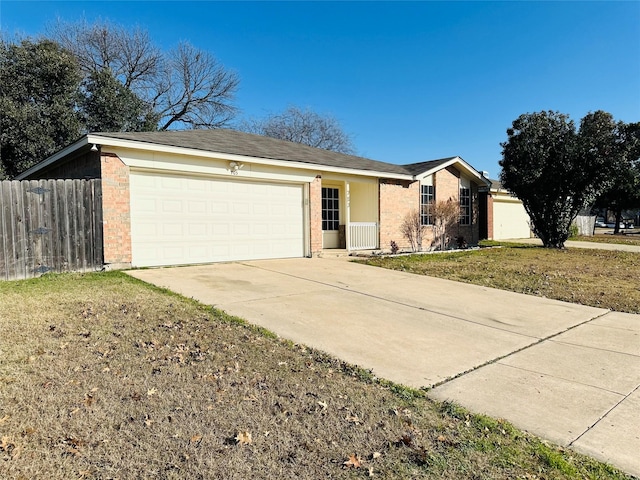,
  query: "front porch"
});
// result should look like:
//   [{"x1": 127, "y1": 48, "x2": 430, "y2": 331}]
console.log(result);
[{"x1": 320, "y1": 177, "x2": 379, "y2": 252}]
